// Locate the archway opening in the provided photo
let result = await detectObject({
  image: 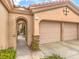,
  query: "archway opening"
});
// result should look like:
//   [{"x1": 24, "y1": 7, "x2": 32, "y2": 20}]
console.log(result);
[{"x1": 16, "y1": 18, "x2": 28, "y2": 57}]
